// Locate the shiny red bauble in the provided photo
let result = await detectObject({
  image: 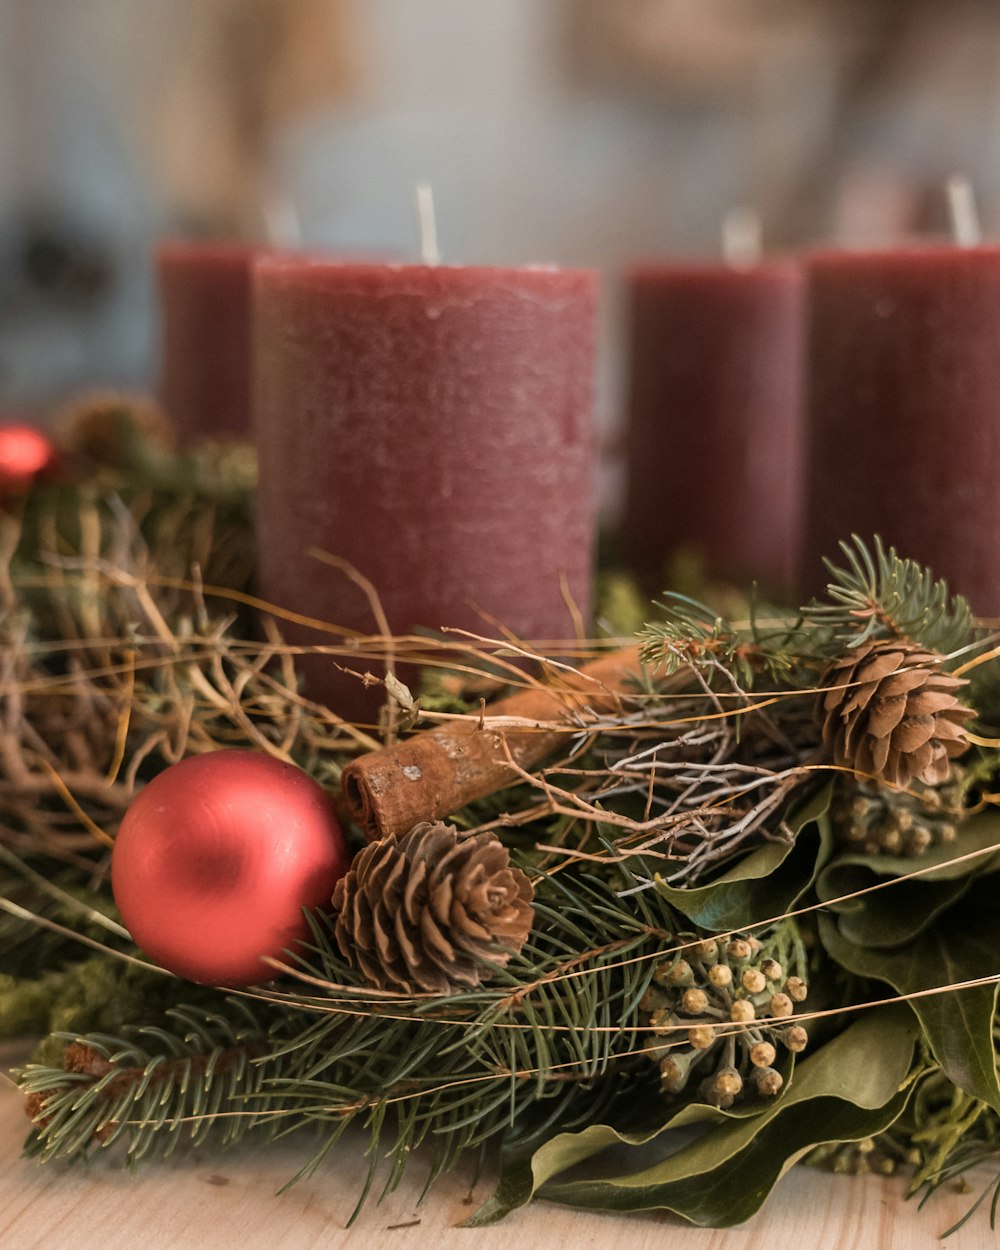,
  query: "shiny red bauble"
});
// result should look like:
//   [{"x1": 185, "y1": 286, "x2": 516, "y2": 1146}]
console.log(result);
[
  {"x1": 112, "y1": 750, "x2": 350, "y2": 986},
  {"x1": 0, "y1": 423, "x2": 56, "y2": 494}
]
